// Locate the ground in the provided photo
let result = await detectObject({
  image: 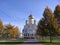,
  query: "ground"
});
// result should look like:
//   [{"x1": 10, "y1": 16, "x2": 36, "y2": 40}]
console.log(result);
[
  {"x1": 0, "y1": 37, "x2": 60, "y2": 45},
  {"x1": 19, "y1": 43, "x2": 59, "y2": 45},
  {"x1": 24, "y1": 39, "x2": 38, "y2": 42}
]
